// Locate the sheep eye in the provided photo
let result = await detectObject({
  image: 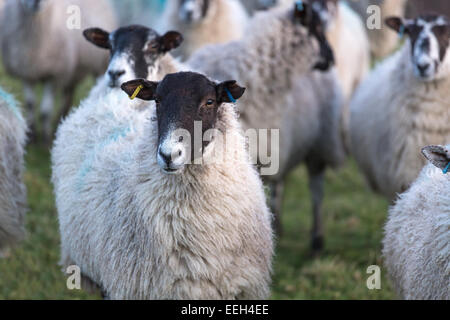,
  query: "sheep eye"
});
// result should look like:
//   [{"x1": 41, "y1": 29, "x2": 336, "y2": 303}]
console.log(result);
[{"x1": 206, "y1": 99, "x2": 214, "y2": 106}]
